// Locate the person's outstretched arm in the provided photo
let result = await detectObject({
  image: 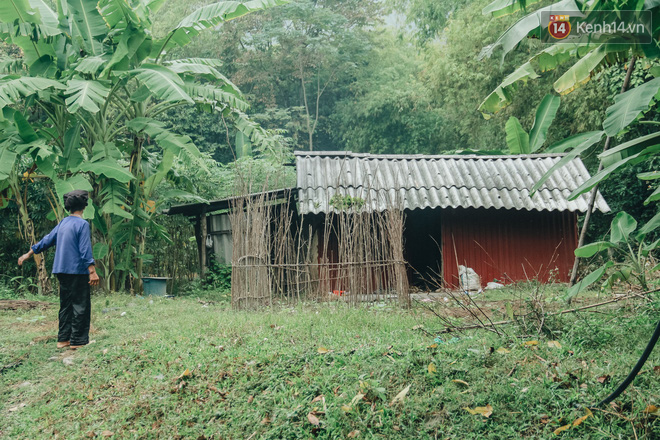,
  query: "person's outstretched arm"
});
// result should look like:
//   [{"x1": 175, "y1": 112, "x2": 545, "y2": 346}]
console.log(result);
[
  {"x1": 17, "y1": 249, "x2": 34, "y2": 266},
  {"x1": 18, "y1": 224, "x2": 60, "y2": 266}
]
